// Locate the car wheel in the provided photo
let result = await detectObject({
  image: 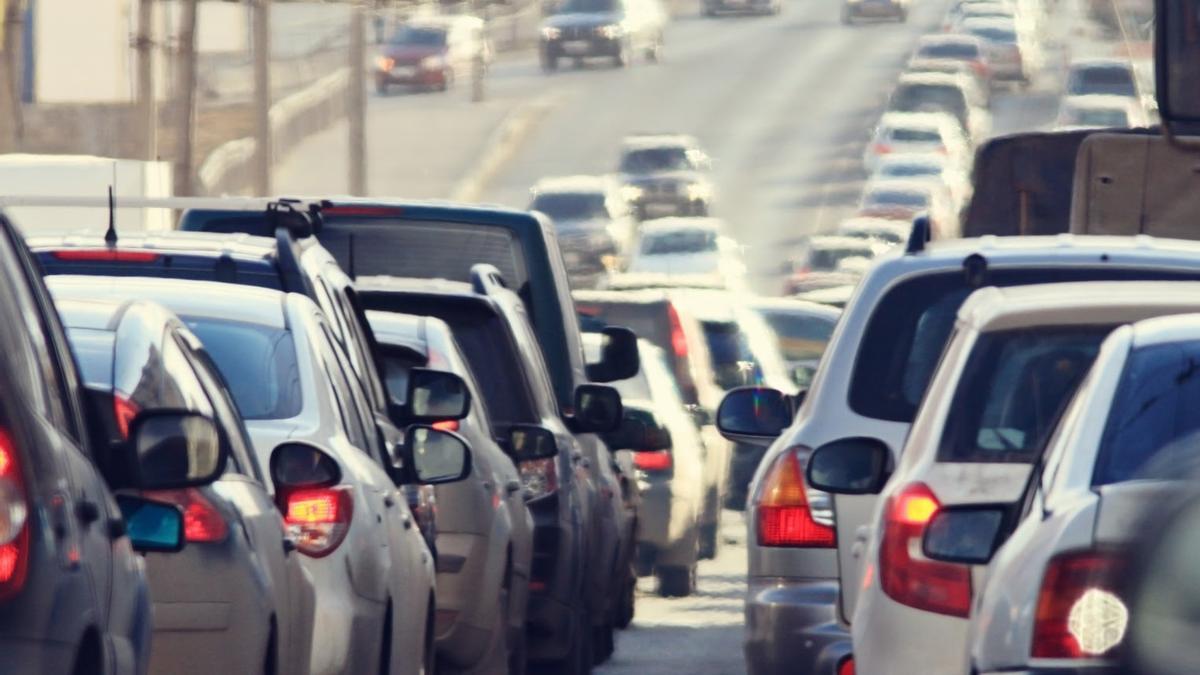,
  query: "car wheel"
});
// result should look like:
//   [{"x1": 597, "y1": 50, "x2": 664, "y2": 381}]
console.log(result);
[
  {"x1": 656, "y1": 564, "x2": 696, "y2": 598},
  {"x1": 699, "y1": 521, "x2": 719, "y2": 560},
  {"x1": 592, "y1": 621, "x2": 615, "y2": 665},
  {"x1": 615, "y1": 563, "x2": 636, "y2": 629}
]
